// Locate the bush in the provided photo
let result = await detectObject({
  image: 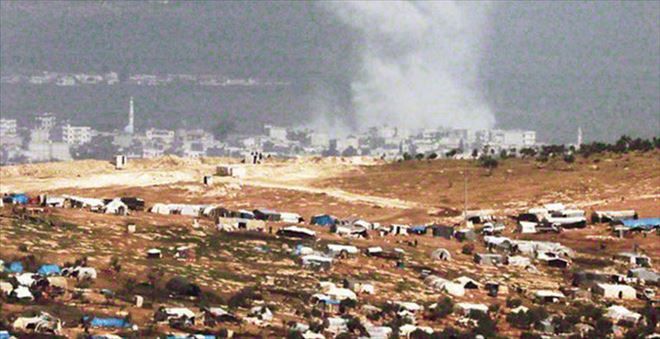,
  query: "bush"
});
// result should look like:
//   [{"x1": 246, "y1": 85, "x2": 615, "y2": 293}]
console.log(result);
[
  {"x1": 403, "y1": 152, "x2": 412, "y2": 161},
  {"x1": 228, "y1": 287, "x2": 258, "y2": 309},
  {"x1": 506, "y1": 298, "x2": 522, "y2": 308},
  {"x1": 563, "y1": 154, "x2": 575, "y2": 163},
  {"x1": 462, "y1": 244, "x2": 474, "y2": 255},
  {"x1": 428, "y1": 297, "x2": 453, "y2": 320},
  {"x1": 479, "y1": 156, "x2": 499, "y2": 170},
  {"x1": 415, "y1": 153, "x2": 425, "y2": 160},
  {"x1": 471, "y1": 312, "x2": 497, "y2": 338},
  {"x1": 427, "y1": 152, "x2": 438, "y2": 160},
  {"x1": 520, "y1": 332, "x2": 541, "y2": 339}
]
